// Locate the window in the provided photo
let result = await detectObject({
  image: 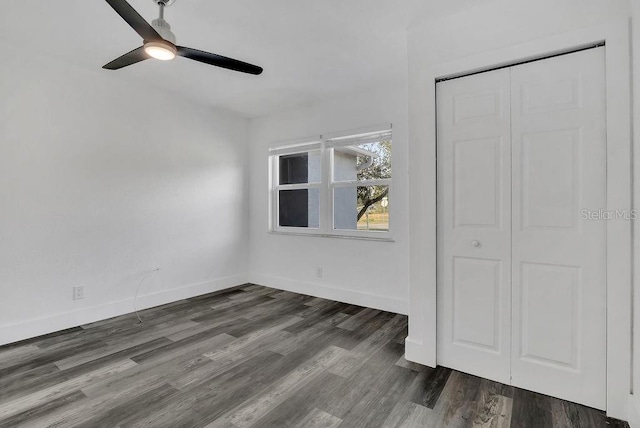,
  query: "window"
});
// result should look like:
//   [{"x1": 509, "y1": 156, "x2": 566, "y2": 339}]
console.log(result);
[
  {"x1": 276, "y1": 150, "x2": 321, "y2": 228},
  {"x1": 269, "y1": 126, "x2": 392, "y2": 239}
]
